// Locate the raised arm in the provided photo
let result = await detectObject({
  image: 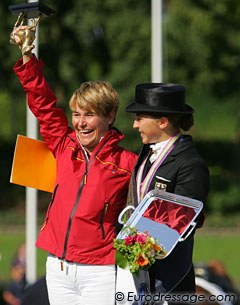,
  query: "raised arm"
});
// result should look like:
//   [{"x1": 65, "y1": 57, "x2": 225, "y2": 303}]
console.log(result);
[{"x1": 11, "y1": 26, "x2": 70, "y2": 155}]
